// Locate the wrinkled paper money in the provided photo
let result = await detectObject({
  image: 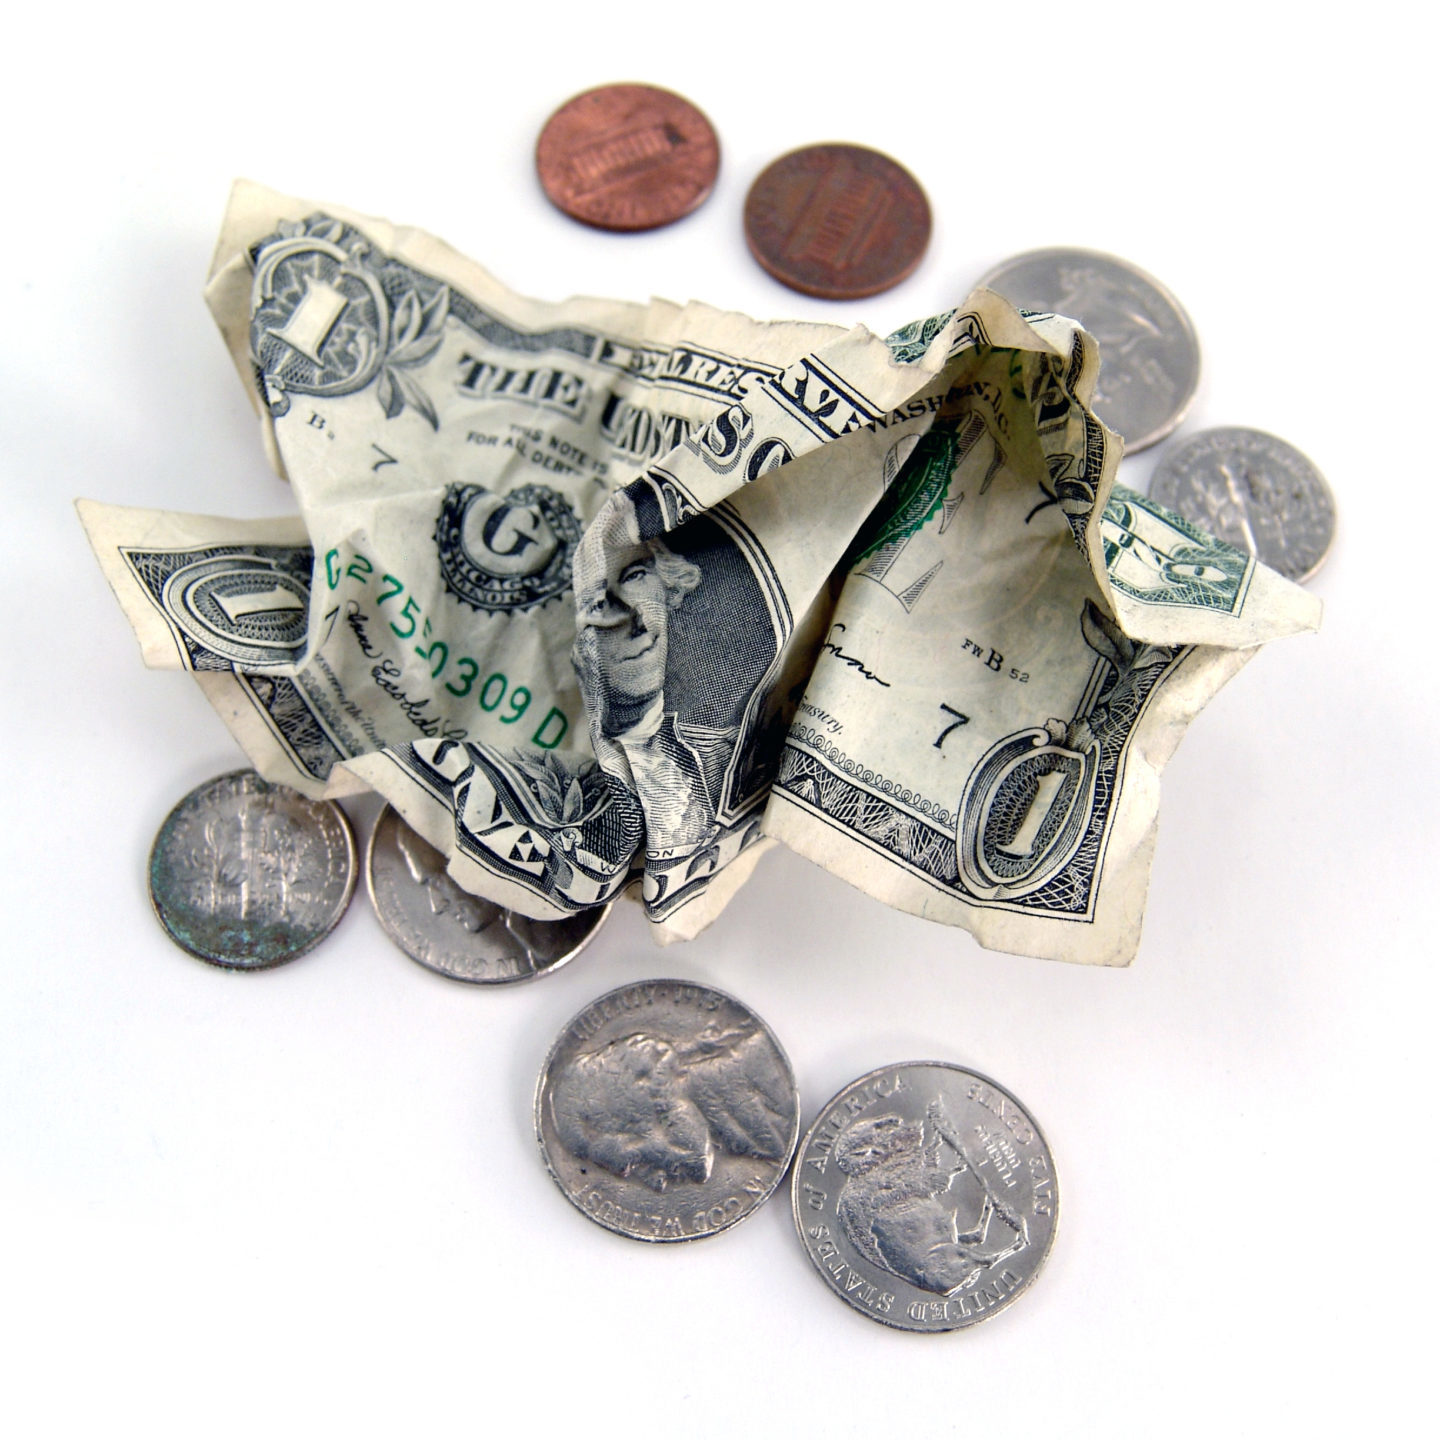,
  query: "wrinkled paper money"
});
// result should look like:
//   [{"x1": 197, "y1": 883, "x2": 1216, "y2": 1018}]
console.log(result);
[{"x1": 79, "y1": 182, "x2": 1320, "y2": 965}]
